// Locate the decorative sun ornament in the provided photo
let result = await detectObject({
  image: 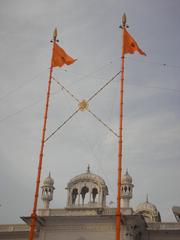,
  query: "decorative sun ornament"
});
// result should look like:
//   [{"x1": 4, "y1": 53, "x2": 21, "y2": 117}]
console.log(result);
[{"x1": 78, "y1": 100, "x2": 89, "y2": 111}]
